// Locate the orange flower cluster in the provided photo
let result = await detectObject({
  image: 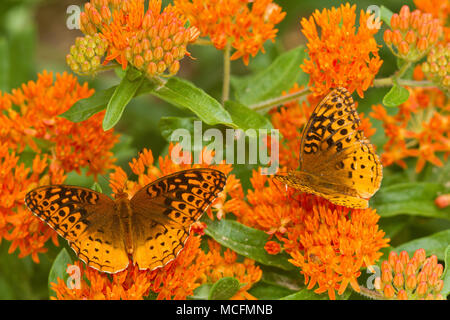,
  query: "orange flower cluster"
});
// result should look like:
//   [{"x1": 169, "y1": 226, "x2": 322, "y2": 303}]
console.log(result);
[
  {"x1": 76, "y1": 0, "x2": 199, "y2": 76},
  {"x1": 413, "y1": 0, "x2": 450, "y2": 28},
  {"x1": 228, "y1": 172, "x2": 389, "y2": 300},
  {"x1": 374, "y1": 249, "x2": 445, "y2": 300},
  {"x1": 51, "y1": 236, "x2": 261, "y2": 300},
  {"x1": 204, "y1": 240, "x2": 262, "y2": 300},
  {"x1": 0, "y1": 71, "x2": 118, "y2": 262},
  {"x1": 50, "y1": 148, "x2": 260, "y2": 300},
  {"x1": 174, "y1": 0, "x2": 286, "y2": 65},
  {"x1": 300, "y1": 3, "x2": 383, "y2": 98},
  {"x1": 370, "y1": 87, "x2": 449, "y2": 172},
  {"x1": 383, "y1": 5, "x2": 443, "y2": 61}
]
